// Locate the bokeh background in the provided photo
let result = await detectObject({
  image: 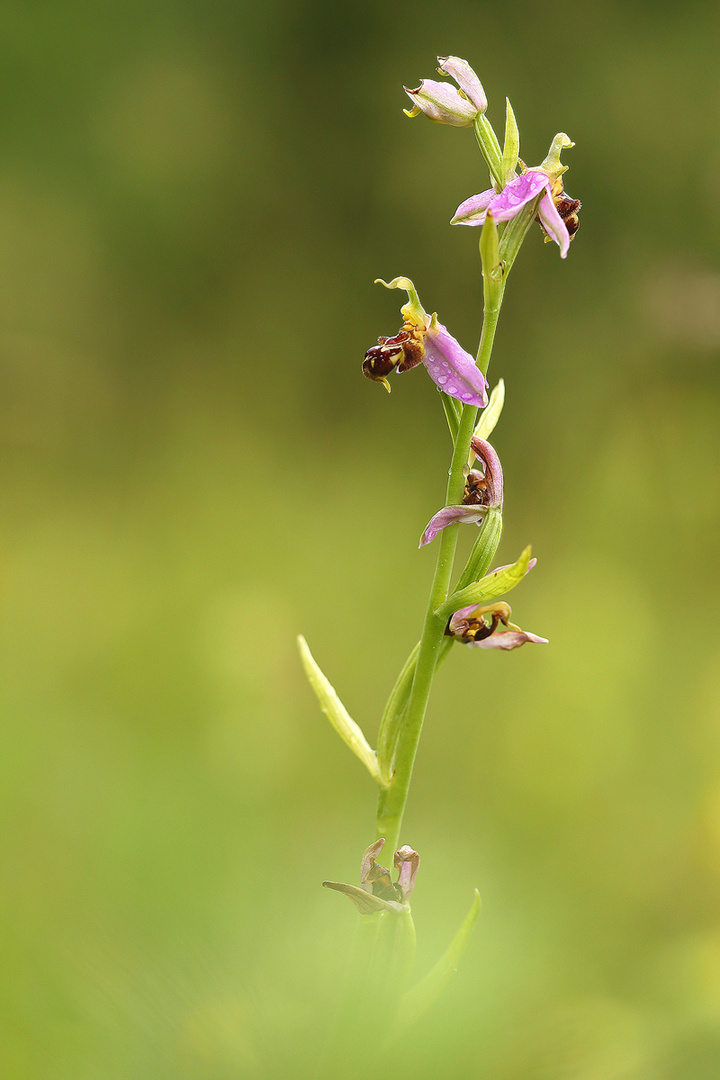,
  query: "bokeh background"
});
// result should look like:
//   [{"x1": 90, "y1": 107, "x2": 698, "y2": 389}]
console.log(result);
[{"x1": 1, "y1": 1, "x2": 720, "y2": 1077}]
